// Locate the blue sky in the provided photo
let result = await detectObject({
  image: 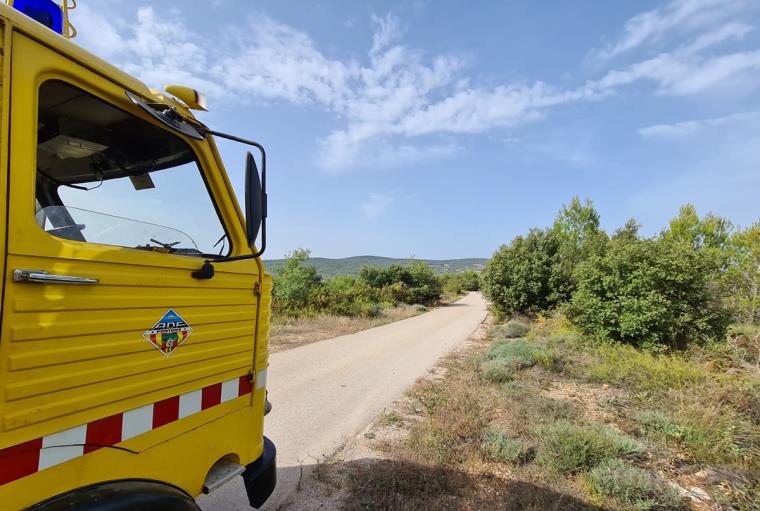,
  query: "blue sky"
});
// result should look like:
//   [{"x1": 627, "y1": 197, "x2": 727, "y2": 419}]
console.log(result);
[{"x1": 70, "y1": 0, "x2": 760, "y2": 259}]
